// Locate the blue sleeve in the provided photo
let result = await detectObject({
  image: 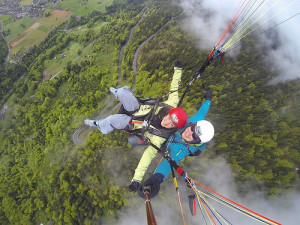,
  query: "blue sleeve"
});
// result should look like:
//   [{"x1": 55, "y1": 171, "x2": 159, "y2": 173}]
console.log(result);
[
  {"x1": 154, "y1": 159, "x2": 171, "y2": 181},
  {"x1": 188, "y1": 100, "x2": 211, "y2": 123},
  {"x1": 154, "y1": 144, "x2": 207, "y2": 181},
  {"x1": 154, "y1": 148, "x2": 189, "y2": 180},
  {"x1": 199, "y1": 144, "x2": 206, "y2": 152}
]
